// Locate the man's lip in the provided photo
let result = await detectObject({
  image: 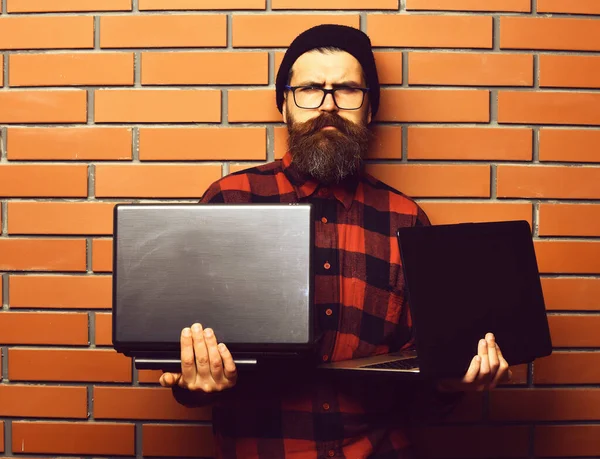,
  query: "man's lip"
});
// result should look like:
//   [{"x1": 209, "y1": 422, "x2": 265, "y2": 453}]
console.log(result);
[{"x1": 321, "y1": 126, "x2": 337, "y2": 130}]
